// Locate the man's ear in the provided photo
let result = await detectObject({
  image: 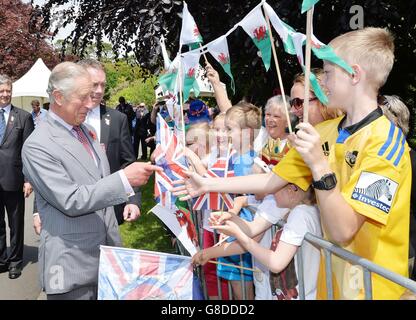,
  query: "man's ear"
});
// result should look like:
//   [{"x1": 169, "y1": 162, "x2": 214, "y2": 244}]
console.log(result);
[
  {"x1": 350, "y1": 64, "x2": 362, "y2": 85},
  {"x1": 52, "y1": 90, "x2": 64, "y2": 106}
]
